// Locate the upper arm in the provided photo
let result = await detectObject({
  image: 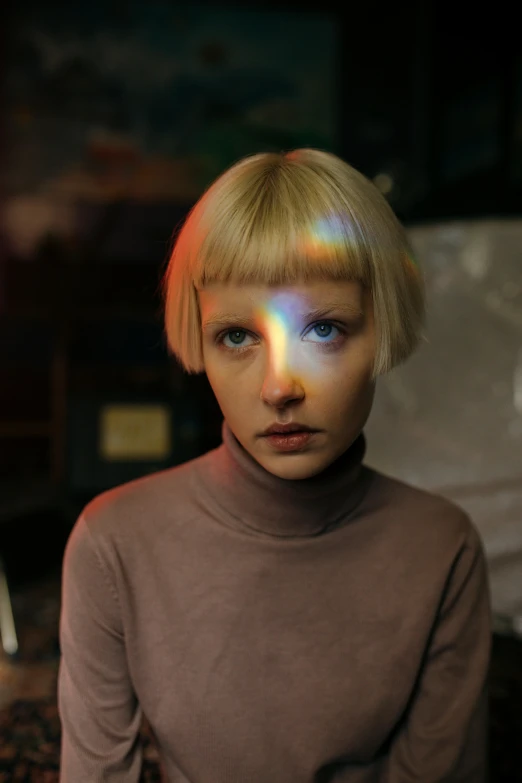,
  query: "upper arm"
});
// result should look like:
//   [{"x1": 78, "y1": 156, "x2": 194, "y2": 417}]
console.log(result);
[
  {"x1": 58, "y1": 515, "x2": 143, "y2": 782},
  {"x1": 380, "y1": 517, "x2": 492, "y2": 783}
]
